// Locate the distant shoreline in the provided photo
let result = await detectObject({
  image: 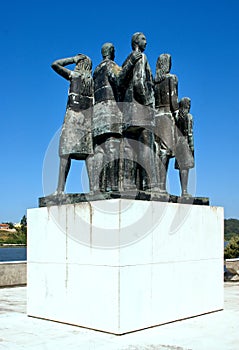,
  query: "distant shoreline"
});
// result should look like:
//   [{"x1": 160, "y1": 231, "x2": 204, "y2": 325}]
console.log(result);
[{"x1": 0, "y1": 244, "x2": 27, "y2": 248}]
